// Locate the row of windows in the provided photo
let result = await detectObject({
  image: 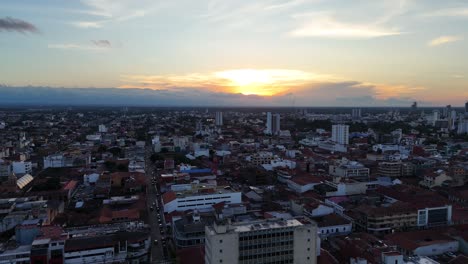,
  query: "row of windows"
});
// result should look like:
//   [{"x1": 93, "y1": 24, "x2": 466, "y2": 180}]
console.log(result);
[
  {"x1": 239, "y1": 231, "x2": 293, "y2": 241},
  {"x1": 178, "y1": 196, "x2": 232, "y2": 203},
  {"x1": 238, "y1": 250, "x2": 293, "y2": 260},
  {"x1": 65, "y1": 252, "x2": 112, "y2": 260},
  {"x1": 239, "y1": 241, "x2": 293, "y2": 250}
]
